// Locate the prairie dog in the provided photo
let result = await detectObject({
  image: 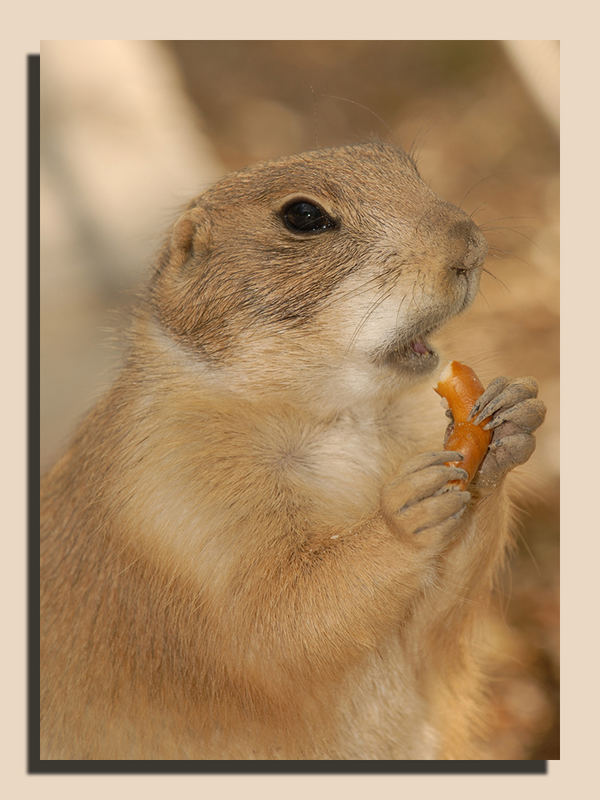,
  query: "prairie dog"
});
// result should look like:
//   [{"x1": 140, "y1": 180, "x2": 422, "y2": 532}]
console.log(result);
[{"x1": 40, "y1": 142, "x2": 545, "y2": 760}]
